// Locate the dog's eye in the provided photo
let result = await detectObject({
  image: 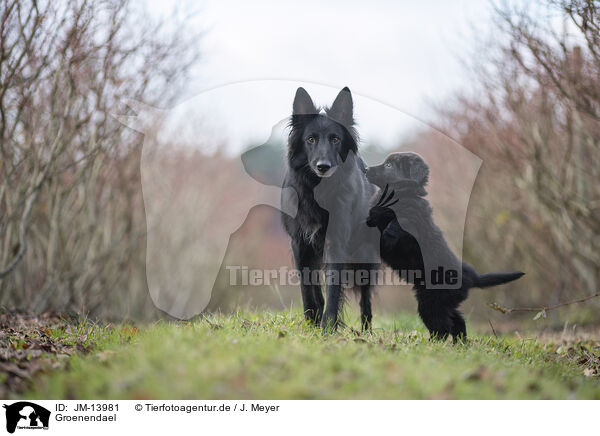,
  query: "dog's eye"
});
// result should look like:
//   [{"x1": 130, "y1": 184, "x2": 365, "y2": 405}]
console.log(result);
[
  {"x1": 307, "y1": 136, "x2": 316, "y2": 144},
  {"x1": 385, "y1": 163, "x2": 392, "y2": 168},
  {"x1": 330, "y1": 136, "x2": 340, "y2": 144}
]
